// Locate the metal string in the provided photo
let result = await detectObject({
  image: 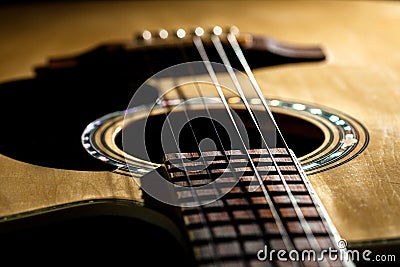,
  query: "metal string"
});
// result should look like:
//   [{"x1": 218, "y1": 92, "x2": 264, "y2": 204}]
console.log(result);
[
  {"x1": 226, "y1": 30, "x2": 329, "y2": 266},
  {"x1": 192, "y1": 33, "x2": 305, "y2": 267},
  {"x1": 138, "y1": 34, "x2": 222, "y2": 266},
  {"x1": 175, "y1": 32, "x2": 258, "y2": 266},
  {"x1": 139, "y1": 27, "x2": 336, "y2": 266}
]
